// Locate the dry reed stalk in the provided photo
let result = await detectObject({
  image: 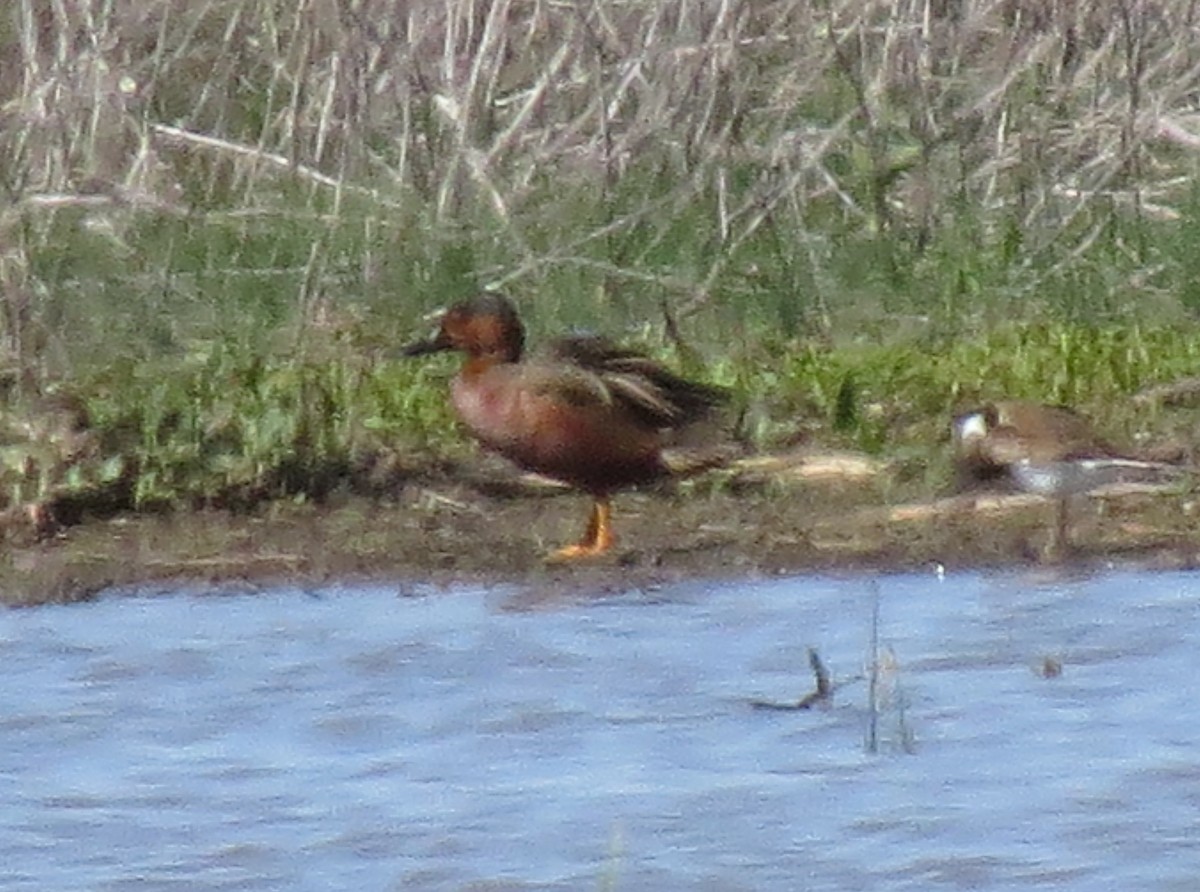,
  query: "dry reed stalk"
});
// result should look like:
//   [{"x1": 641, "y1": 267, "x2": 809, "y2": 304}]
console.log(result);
[{"x1": 0, "y1": 0, "x2": 1197, "y2": 329}]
